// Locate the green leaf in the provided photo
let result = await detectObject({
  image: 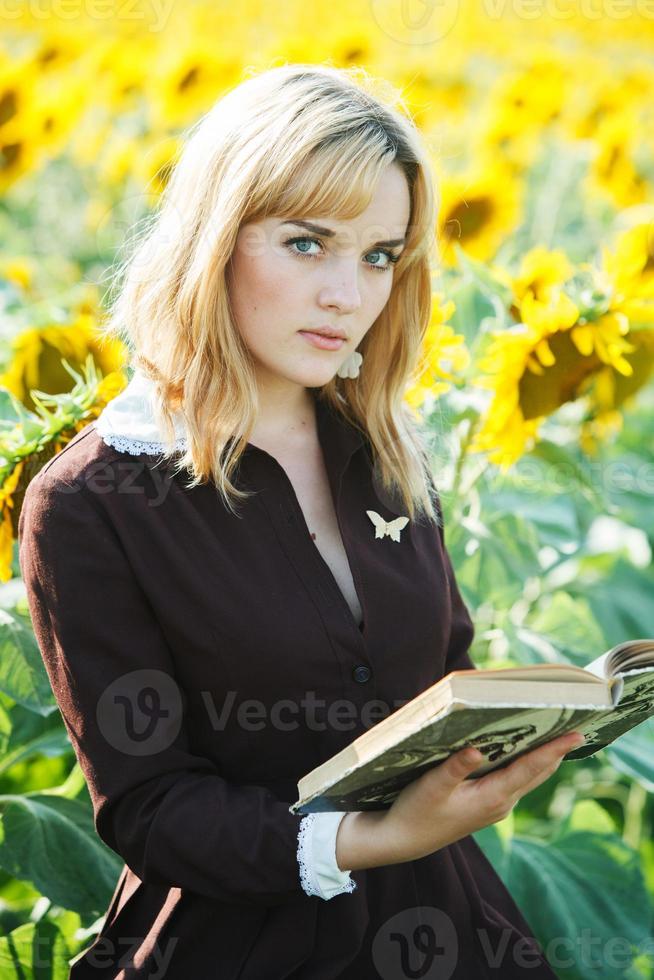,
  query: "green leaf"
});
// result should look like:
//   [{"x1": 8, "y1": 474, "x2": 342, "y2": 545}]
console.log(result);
[
  {"x1": 0, "y1": 610, "x2": 56, "y2": 714},
  {"x1": 566, "y1": 800, "x2": 617, "y2": 835},
  {"x1": 474, "y1": 825, "x2": 652, "y2": 979},
  {"x1": 0, "y1": 920, "x2": 74, "y2": 978},
  {"x1": 0, "y1": 794, "x2": 122, "y2": 916},
  {"x1": 0, "y1": 389, "x2": 37, "y2": 429},
  {"x1": 574, "y1": 560, "x2": 654, "y2": 647},
  {"x1": 529, "y1": 438, "x2": 607, "y2": 511},
  {"x1": 604, "y1": 720, "x2": 654, "y2": 793},
  {"x1": 447, "y1": 513, "x2": 541, "y2": 607},
  {"x1": 445, "y1": 277, "x2": 497, "y2": 348},
  {"x1": 0, "y1": 729, "x2": 72, "y2": 778},
  {"x1": 452, "y1": 244, "x2": 514, "y2": 308},
  {"x1": 479, "y1": 482, "x2": 585, "y2": 550},
  {"x1": 526, "y1": 592, "x2": 607, "y2": 668}
]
